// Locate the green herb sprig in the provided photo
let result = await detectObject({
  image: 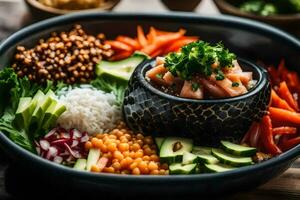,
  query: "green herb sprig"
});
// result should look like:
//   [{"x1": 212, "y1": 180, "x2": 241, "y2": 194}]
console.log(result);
[{"x1": 164, "y1": 41, "x2": 236, "y2": 80}]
